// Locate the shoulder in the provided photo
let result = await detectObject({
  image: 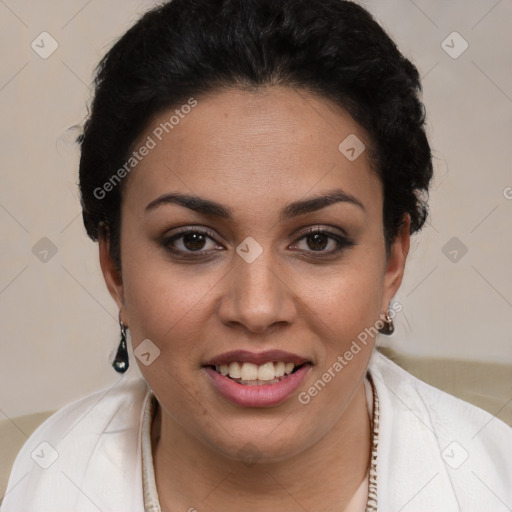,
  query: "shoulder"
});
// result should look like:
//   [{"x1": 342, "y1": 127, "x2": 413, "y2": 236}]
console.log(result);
[
  {"x1": 369, "y1": 349, "x2": 512, "y2": 510},
  {"x1": 14, "y1": 376, "x2": 149, "y2": 446},
  {"x1": 1, "y1": 377, "x2": 150, "y2": 512}
]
